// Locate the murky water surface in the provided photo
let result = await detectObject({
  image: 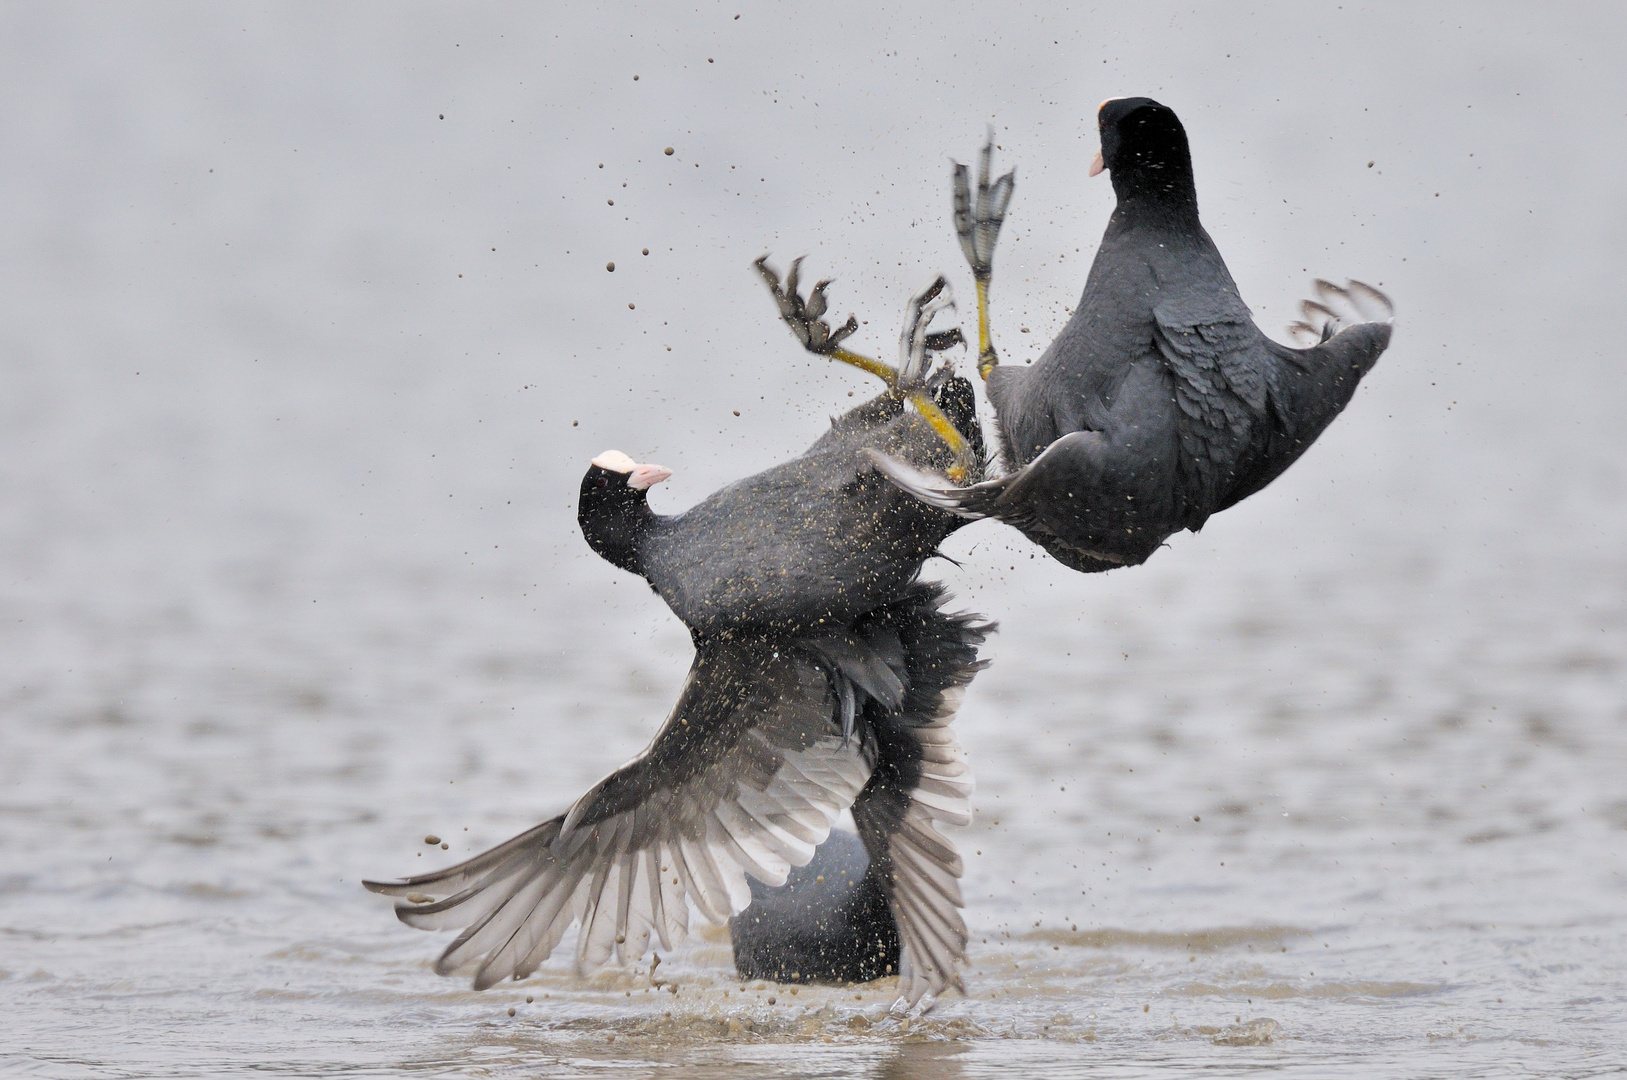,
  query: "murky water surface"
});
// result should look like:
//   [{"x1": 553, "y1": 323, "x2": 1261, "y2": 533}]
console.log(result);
[{"x1": 4, "y1": 4, "x2": 1626, "y2": 1077}]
